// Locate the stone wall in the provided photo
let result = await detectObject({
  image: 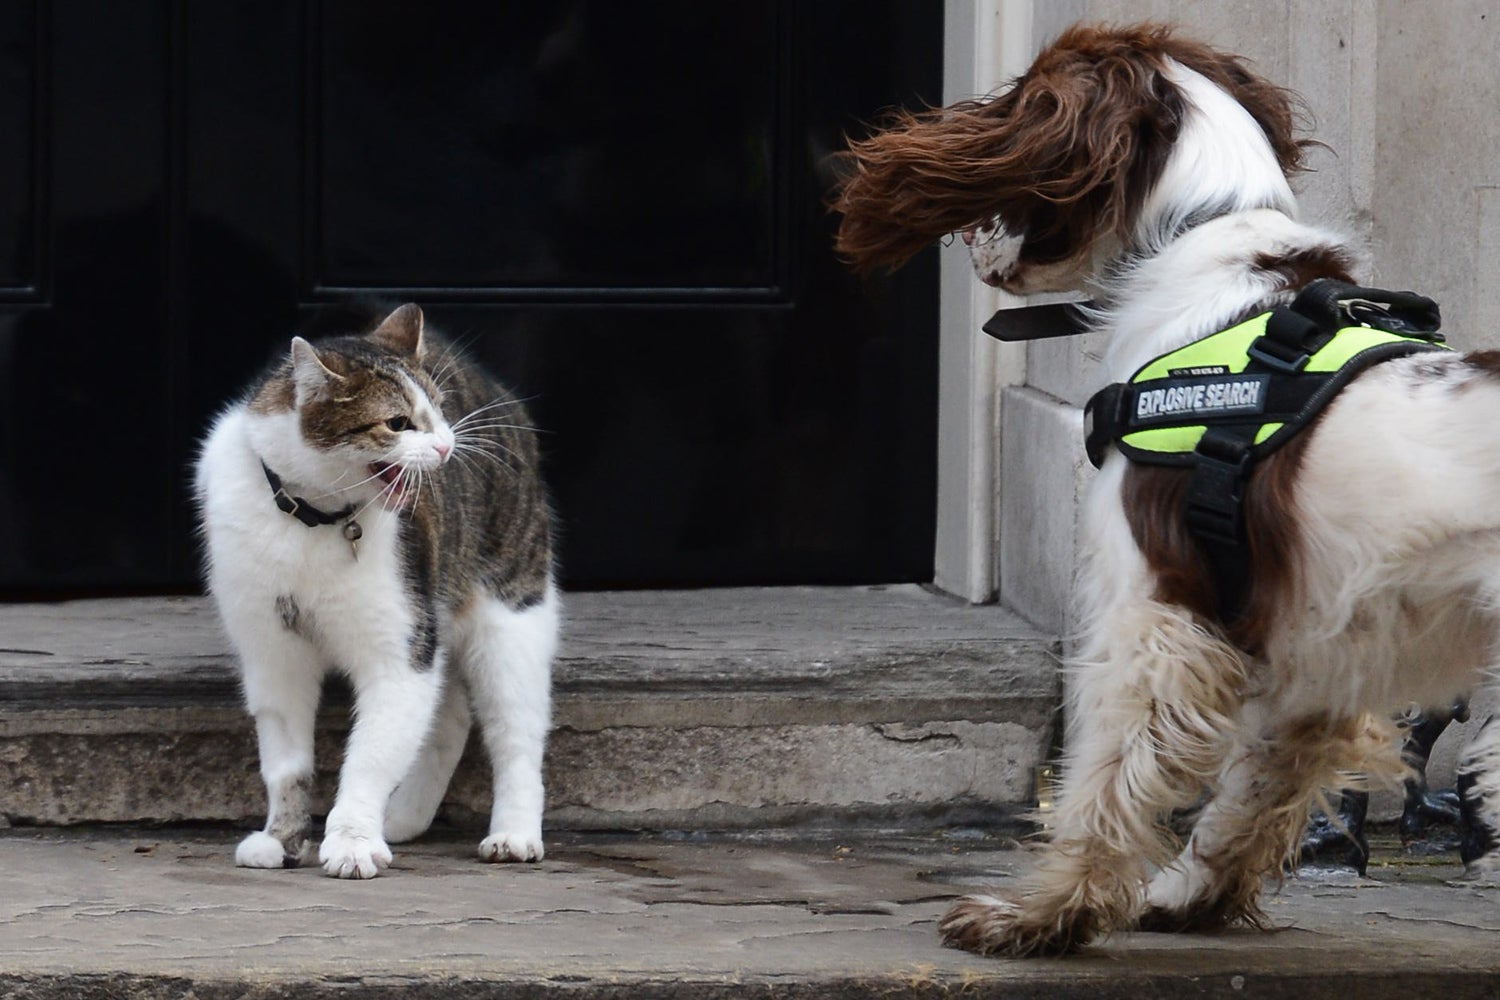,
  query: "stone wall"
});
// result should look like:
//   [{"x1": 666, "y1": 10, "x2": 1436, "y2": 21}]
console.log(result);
[{"x1": 1372, "y1": 0, "x2": 1500, "y2": 348}]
